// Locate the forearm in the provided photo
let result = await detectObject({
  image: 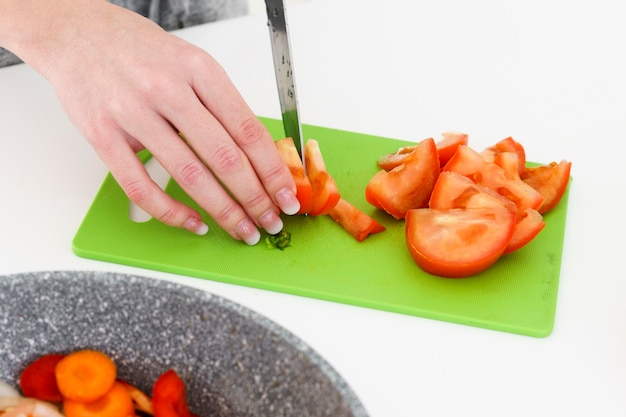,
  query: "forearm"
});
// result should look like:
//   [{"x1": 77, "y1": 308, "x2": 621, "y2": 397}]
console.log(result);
[{"x1": 0, "y1": 0, "x2": 113, "y2": 77}]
